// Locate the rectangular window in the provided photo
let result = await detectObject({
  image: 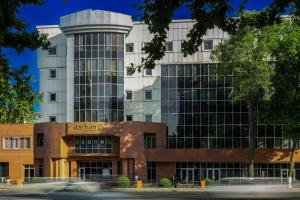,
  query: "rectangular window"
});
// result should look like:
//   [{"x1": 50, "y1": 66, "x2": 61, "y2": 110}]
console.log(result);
[
  {"x1": 126, "y1": 91, "x2": 132, "y2": 100},
  {"x1": 48, "y1": 46, "x2": 56, "y2": 55},
  {"x1": 165, "y1": 41, "x2": 173, "y2": 52},
  {"x1": 144, "y1": 133, "x2": 156, "y2": 148},
  {"x1": 142, "y1": 42, "x2": 150, "y2": 52},
  {"x1": 3, "y1": 137, "x2": 30, "y2": 149},
  {"x1": 38, "y1": 164, "x2": 44, "y2": 177},
  {"x1": 145, "y1": 90, "x2": 152, "y2": 100},
  {"x1": 126, "y1": 115, "x2": 133, "y2": 121},
  {"x1": 147, "y1": 162, "x2": 156, "y2": 182},
  {"x1": 145, "y1": 114, "x2": 152, "y2": 122},
  {"x1": 203, "y1": 40, "x2": 213, "y2": 50},
  {"x1": 49, "y1": 93, "x2": 56, "y2": 102},
  {"x1": 49, "y1": 69, "x2": 56, "y2": 79},
  {"x1": 36, "y1": 133, "x2": 44, "y2": 147},
  {"x1": 145, "y1": 68, "x2": 152, "y2": 76},
  {"x1": 125, "y1": 43, "x2": 134, "y2": 52},
  {"x1": 126, "y1": 67, "x2": 133, "y2": 76},
  {"x1": 24, "y1": 165, "x2": 35, "y2": 182},
  {"x1": 49, "y1": 116, "x2": 56, "y2": 122},
  {"x1": 74, "y1": 136, "x2": 112, "y2": 154}
]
